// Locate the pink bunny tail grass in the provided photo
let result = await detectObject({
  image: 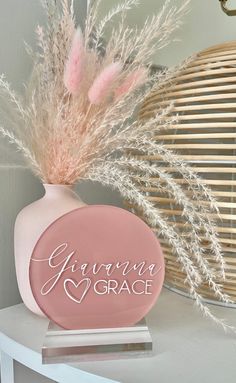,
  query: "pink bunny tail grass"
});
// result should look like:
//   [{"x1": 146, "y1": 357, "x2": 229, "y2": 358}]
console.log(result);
[
  {"x1": 115, "y1": 67, "x2": 148, "y2": 100},
  {"x1": 88, "y1": 62, "x2": 123, "y2": 105},
  {"x1": 64, "y1": 27, "x2": 85, "y2": 95}
]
